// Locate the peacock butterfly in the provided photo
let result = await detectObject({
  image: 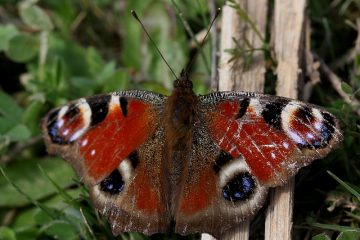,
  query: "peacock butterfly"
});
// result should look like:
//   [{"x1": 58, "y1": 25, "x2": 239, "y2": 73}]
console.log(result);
[{"x1": 41, "y1": 69, "x2": 342, "y2": 237}]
